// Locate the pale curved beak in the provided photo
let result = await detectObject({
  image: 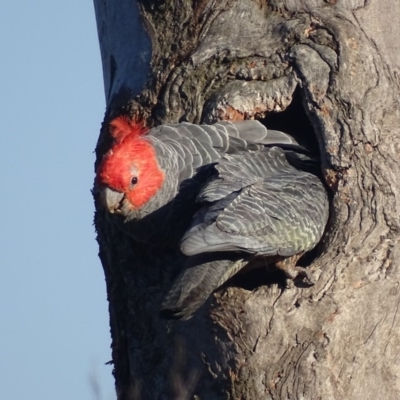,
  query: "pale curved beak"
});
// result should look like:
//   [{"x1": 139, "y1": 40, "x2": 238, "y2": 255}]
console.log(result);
[{"x1": 100, "y1": 187, "x2": 124, "y2": 213}]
